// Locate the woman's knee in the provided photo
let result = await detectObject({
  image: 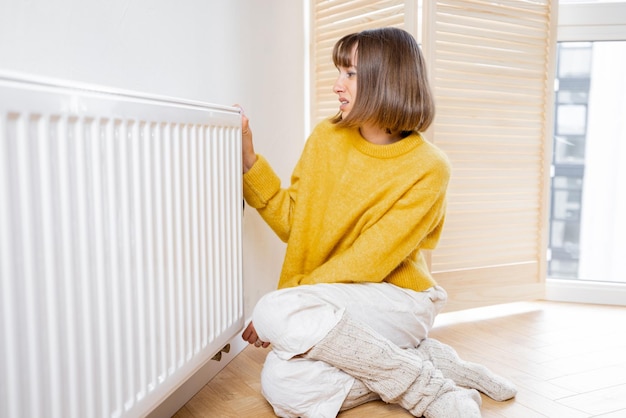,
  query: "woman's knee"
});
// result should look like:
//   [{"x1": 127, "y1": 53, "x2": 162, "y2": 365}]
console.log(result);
[
  {"x1": 252, "y1": 287, "x2": 344, "y2": 358},
  {"x1": 252, "y1": 288, "x2": 301, "y2": 335}
]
